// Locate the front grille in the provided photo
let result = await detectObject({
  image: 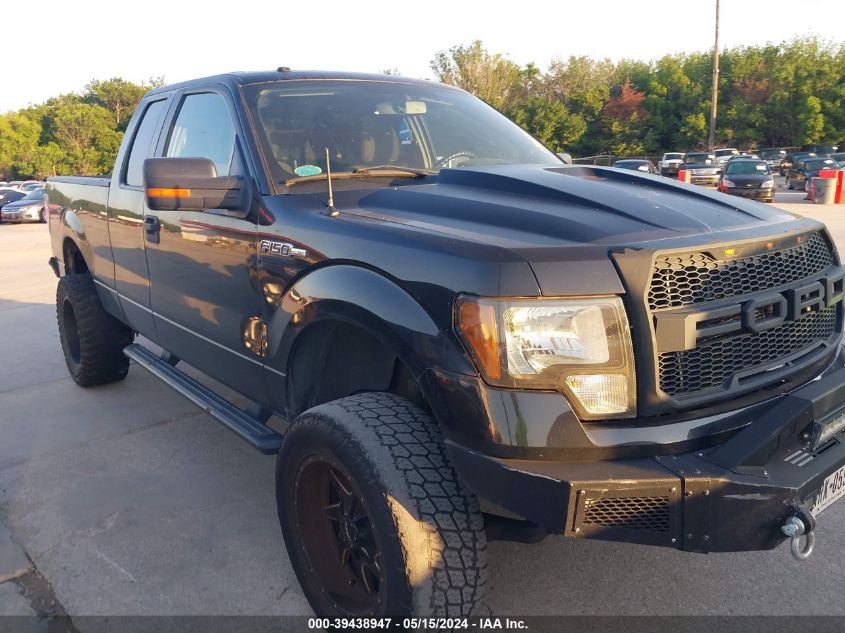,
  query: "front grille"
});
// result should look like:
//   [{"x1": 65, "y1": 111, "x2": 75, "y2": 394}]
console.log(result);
[
  {"x1": 648, "y1": 231, "x2": 840, "y2": 400},
  {"x1": 659, "y1": 305, "x2": 839, "y2": 396},
  {"x1": 583, "y1": 496, "x2": 670, "y2": 532},
  {"x1": 648, "y1": 232, "x2": 834, "y2": 311}
]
